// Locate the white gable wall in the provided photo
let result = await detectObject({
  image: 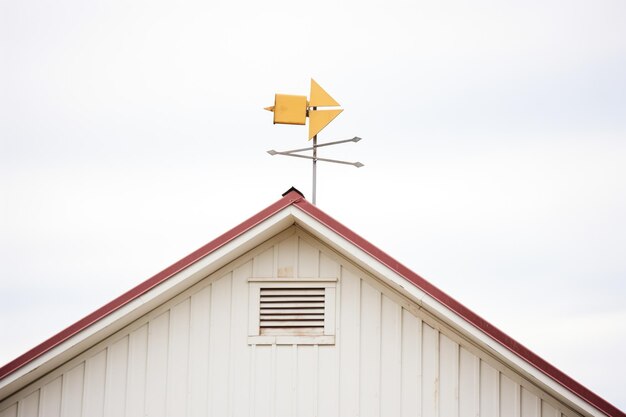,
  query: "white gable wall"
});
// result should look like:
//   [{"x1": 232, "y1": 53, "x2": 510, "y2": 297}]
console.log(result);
[{"x1": 0, "y1": 226, "x2": 584, "y2": 417}]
